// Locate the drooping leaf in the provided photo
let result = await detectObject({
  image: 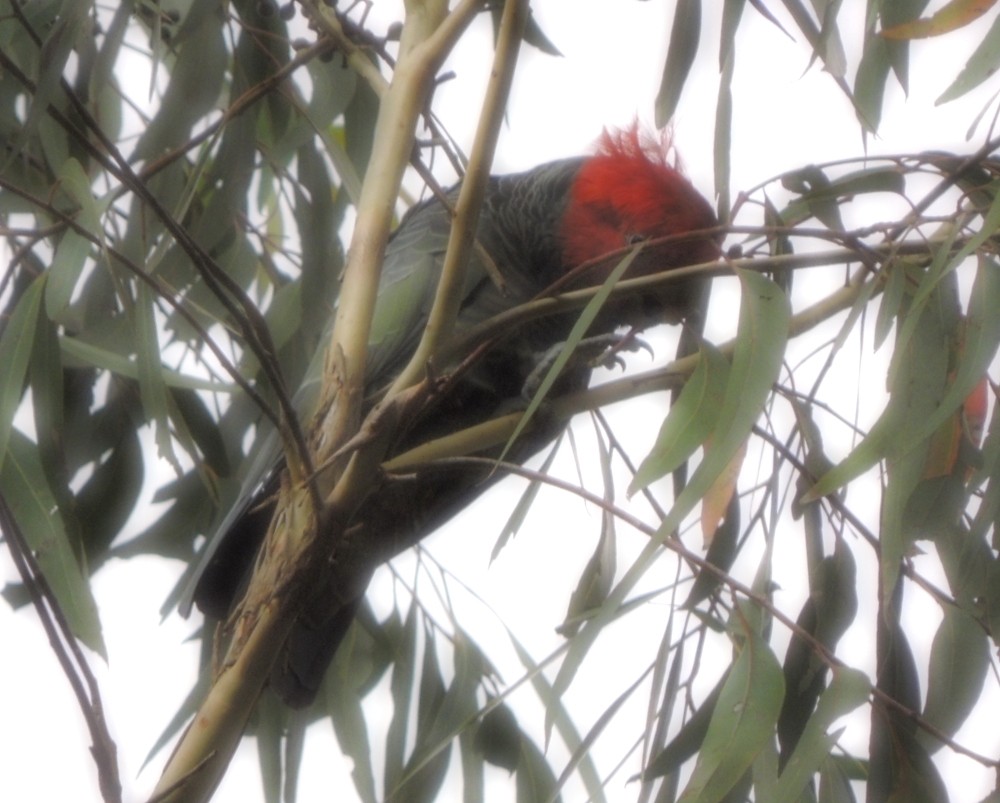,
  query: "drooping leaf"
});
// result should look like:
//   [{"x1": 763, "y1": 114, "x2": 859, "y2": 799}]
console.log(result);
[
  {"x1": 255, "y1": 692, "x2": 285, "y2": 803},
  {"x1": 656, "y1": 0, "x2": 702, "y2": 128},
  {"x1": 644, "y1": 670, "x2": 729, "y2": 779},
  {"x1": 502, "y1": 247, "x2": 640, "y2": 458},
  {"x1": 506, "y1": 632, "x2": 603, "y2": 800},
  {"x1": 130, "y1": 5, "x2": 226, "y2": 161},
  {"x1": 937, "y1": 12, "x2": 1000, "y2": 102},
  {"x1": 700, "y1": 438, "x2": 746, "y2": 544},
  {"x1": 1, "y1": 429, "x2": 105, "y2": 656},
  {"x1": 559, "y1": 503, "x2": 616, "y2": 636},
  {"x1": 492, "y1": 434, "x2": 563, "y2": 562},
  {"x1": 881, "y1": 0, "x2": 997, "y2": 40},
  {"x1": 714, "y1": 44, "x2": 735, "y2": 219},
  {"x1": 630, "y1": 342, "x2": 730, "y2": 495},
  {"x1": 818, "y1": 752, "x2": 861, "y2": 803},
  {"x1": 548, "y1": 271, "x2": 789, "y2": 739},
  {"x1": 385, "y1": 601, "x2": 420, "y2": 791},
  {"x1": 685, "y1": 491, "x2": 740, "y2": 608},
  {"x1": 659, "y1": 270, "x2": 789, "y2": 537},
  {"x1": 0, "y1": 275, "x2": 45, "y2": 473},
  {"x1": 135, "y1": 283, "x2": 181, "y2": 472},
  {"x1": 918, "y1": 605, "x2": 990, "y2": 752},
  {"x1": 14, "y1": 0, "x2": 87, "y2": 162},
  {"x1": 870, "y1": 603, "x2": 948, "y2": 803},
  {"x1": 515, "y1": 731, "x2": 560, "y2": 803},
  {"x1": 807, "y1": 259, "x2": 965, "y2": 511},
  {"x1": 474, "y1": 702, "x2": 521, "y2": 773},
  {"x1": 676, "y1": 612, "x2": 785, "y2": 802},
  {"x1": 772, "y1": 667, "x2": 870, "y2": 802},
  {"x1": 853, "y1": 28, "x2": 893, "y2": 133},
  {"x1": 780, "y1": 165, "x2": 845, "y2": 231}
]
